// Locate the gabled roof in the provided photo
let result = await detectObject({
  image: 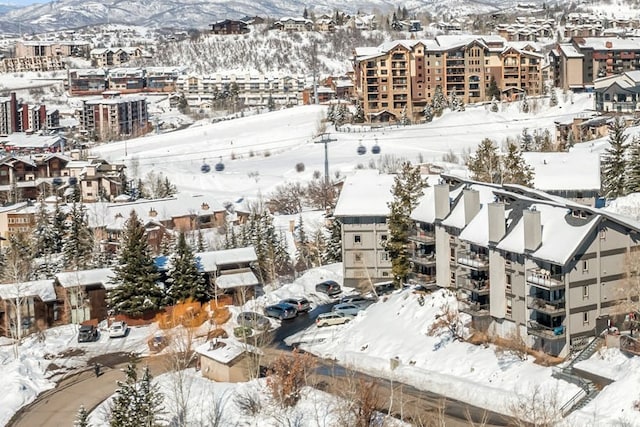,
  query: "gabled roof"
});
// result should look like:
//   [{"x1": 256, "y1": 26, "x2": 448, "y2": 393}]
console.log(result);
[
  {"x1": 334, "y1": 170, "x2": 394, "y2": 218},
  {"x1": 0, "y1": 280, "x2": 56, "y2": 302},
  {"x1": 55, "y1": 268, "x2": 114, "y2": 288}
]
